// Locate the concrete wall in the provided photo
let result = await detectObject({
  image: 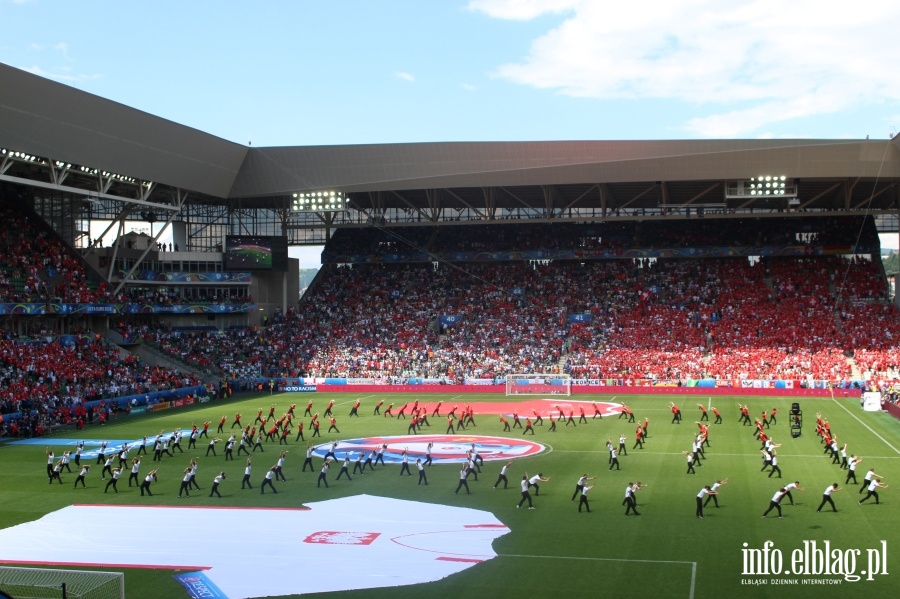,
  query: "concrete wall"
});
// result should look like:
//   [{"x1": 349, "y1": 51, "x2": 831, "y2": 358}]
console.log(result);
[{"x1": 249, "y1": 257, "x2": 299, "y2": 326}]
